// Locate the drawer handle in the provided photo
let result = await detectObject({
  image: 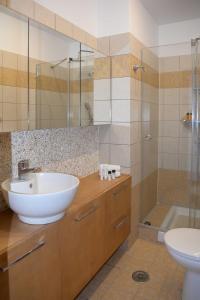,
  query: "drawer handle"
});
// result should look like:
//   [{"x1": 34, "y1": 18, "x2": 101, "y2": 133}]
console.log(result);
[
  {"x1": 0, "y1": 240, "x2": 45, "y2": 272},
  {"x1": 113, "y1": 184, "x2": 128, "y2": 196},
  {"x1": 75, "y1": 204, "x2": 98, "y2": 222},
  {"x1": 114, "y1": 217, "x2": 129, "y2": 230}
]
